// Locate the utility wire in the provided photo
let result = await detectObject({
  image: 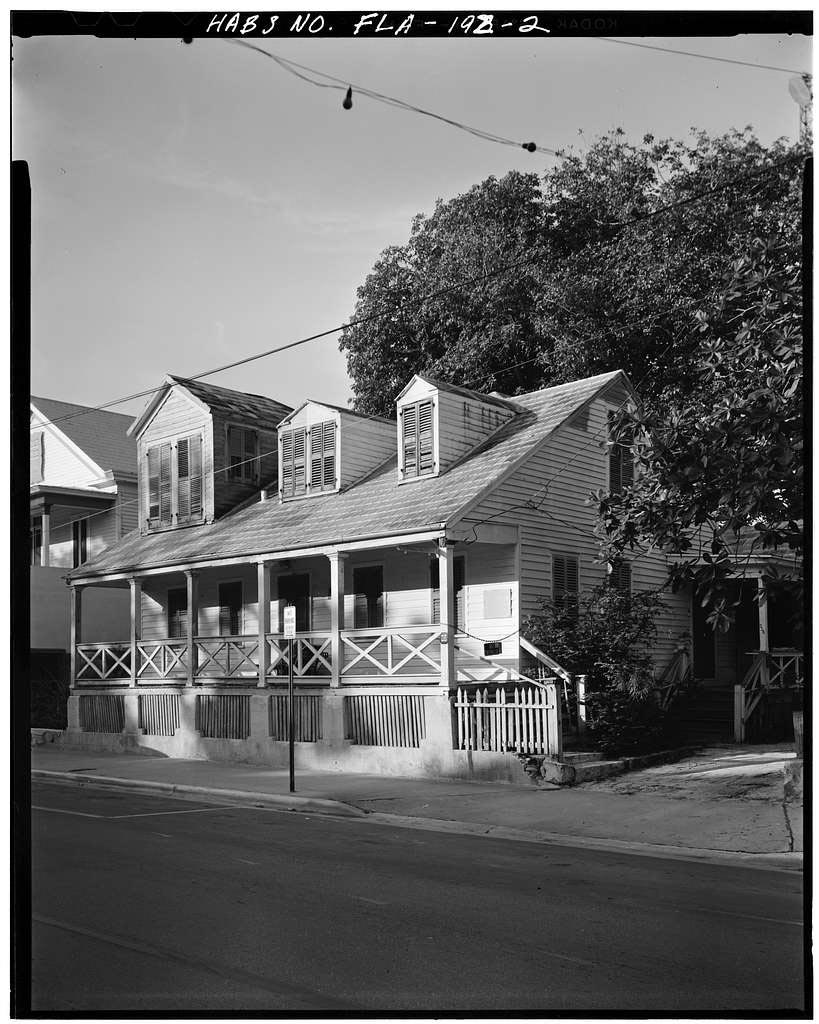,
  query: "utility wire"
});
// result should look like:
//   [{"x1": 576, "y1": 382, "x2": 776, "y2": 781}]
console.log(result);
[
  {"x1": 32, "y1": 150, "x2": 803, "y2": 435},
  {"x1": 229, "y1": 40, "x2": 557, "y2": 156},
  {"x1": 596, "y1": 37, "x2": 810, "y2": 77}
]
